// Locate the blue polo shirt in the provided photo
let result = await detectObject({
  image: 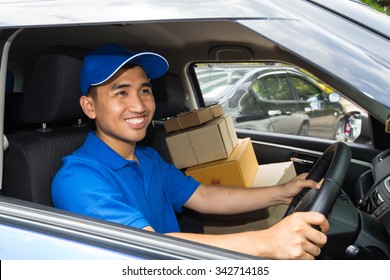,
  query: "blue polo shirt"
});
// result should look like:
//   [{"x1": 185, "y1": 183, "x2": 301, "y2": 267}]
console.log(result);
[{"x1": 52, "y1": 132, "x2": 200, "y2": 233}]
